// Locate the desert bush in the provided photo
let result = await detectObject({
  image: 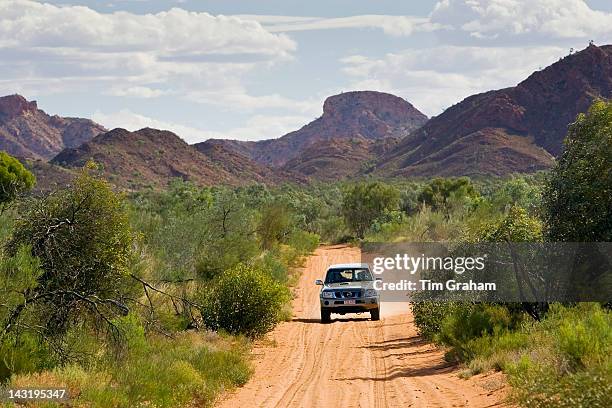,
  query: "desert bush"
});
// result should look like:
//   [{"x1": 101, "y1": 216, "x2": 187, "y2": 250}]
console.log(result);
[
  {"x1": 464, "y1": 330, "x2": 531, "y2": 375},
  {"x1": 0, "y1": 210, "x2": 15, "y2": 242},
  {"x1": 438, "y1": 303, "x2": 612, "y2": 407},
  {"x1": 399, "y1": 182, "x2": 425, "y2": 215},
  {"x1": 196, "y1": 234, "x2": 259, "y2": 281},
  {"x1": 366, "y1": 204, "x2": 467, "y2": 242},
  {"x1": 418, "y1": 177, "x2": 479, "y2": 216},
  {"x1": 285, "y1": 229, "x2": 319, "y2": 254},
  {"x1": 508, "y1": 358, "x2": 611, "y2": 408},
  {"x1": 342, "y1": 181, "x2": 400, "y2": 238},
  {"x1": 436, "y1": 304, "x2": 522, "y2": 361},
  {"x1": 504, "y1": 304, "x2": 612, "y2": 408},
  {"x1": 254, "y1": 250, "x2": 290, "y2": 283},
  {"x1": 7, "y1": 327, "x2": 251, "y2": 408},
  {"x1": 0, "y1": 152, "x2": 35, "y2": 212},
  {"x1": 3, "y1": 166, "x2": 136, "y2": 342},
  {"x1": 480, "y1": 206, "x2": 543, "y2": 242},
  {"x1": 0, "y1": 245, "x2": 53, "y2": 380},
  {"x1": 489, "y1": 177, "x2": 543, "y2": 214},
  {"x1": 200, "y1": 263, "x2": 290, "y2": 338},
  {"x1": 258, "y1": 201, "x2": 293, "y2": 250},
  {"x1": 411, "y1": 301, "x2": 458, "y2": 340},
  {"x1": 319, "y1": 214, "x2": 349, "y2": 243}
]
